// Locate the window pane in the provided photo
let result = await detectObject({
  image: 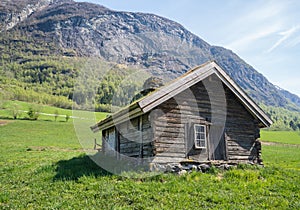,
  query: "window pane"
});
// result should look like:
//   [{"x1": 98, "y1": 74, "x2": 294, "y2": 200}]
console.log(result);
[
  {"x1": 200, "y1": 126, "x2": 204, "y2": 132},
  {"x1": 200, "y1": 140, "x2": 205, "y2": 148}
]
